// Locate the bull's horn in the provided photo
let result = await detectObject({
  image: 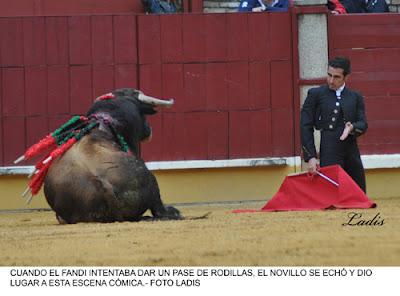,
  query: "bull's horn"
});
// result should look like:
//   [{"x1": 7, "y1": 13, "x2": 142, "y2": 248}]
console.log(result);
[{"x1": 138, "y1": 93, "x2": 174, "y2": 107}]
